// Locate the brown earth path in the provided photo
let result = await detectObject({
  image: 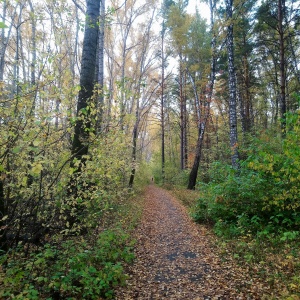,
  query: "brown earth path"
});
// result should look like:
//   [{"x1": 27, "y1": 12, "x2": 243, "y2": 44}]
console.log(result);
[{"x1": 115, "y1": 185, "x2": 269, "y2": 299}]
